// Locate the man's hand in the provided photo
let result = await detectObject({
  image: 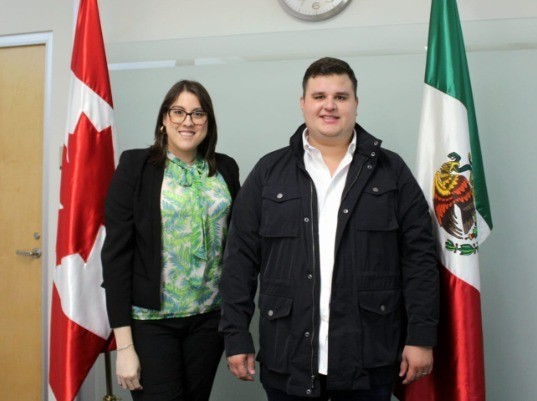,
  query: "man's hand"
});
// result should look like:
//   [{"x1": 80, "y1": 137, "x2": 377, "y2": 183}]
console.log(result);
[
  {"x1": 399, "y1": 345, "x2": 433, "y2": 385},
  {"x1": 227, "y1": 354, "x2": 256, "y2": 381}
]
